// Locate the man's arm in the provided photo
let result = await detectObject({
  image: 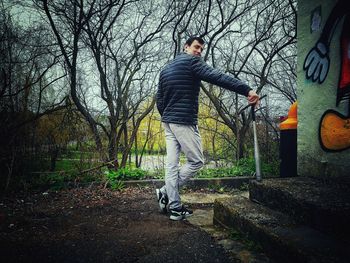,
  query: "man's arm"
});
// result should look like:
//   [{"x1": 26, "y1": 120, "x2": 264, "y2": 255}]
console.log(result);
[{"x1": 190, "y1": 56, "x2": 251, "y2": 96}]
